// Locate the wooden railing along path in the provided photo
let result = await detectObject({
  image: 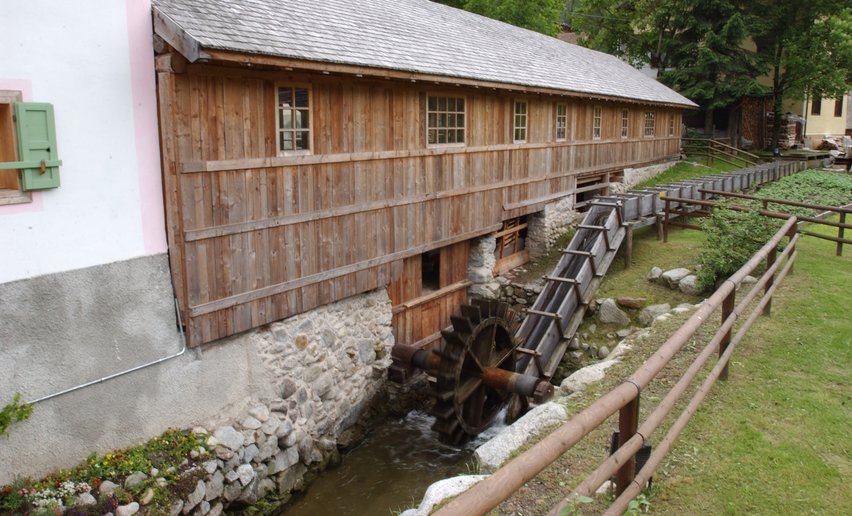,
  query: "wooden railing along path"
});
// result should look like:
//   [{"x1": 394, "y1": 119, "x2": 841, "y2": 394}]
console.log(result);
[
  {"x1": 682, "y1": 138, "x2": 761, "y2": 167},
  {"x1": 434, "y1": 217, "x2": 799, "y2": 515}
]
